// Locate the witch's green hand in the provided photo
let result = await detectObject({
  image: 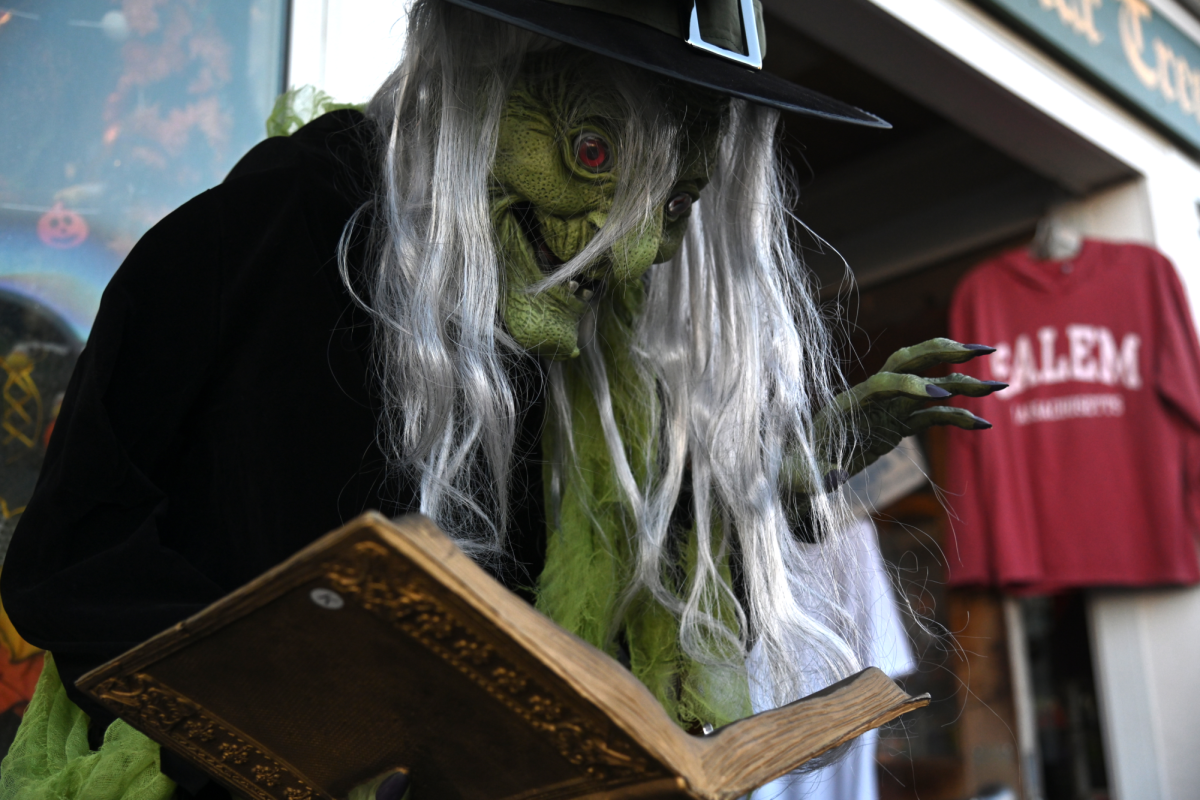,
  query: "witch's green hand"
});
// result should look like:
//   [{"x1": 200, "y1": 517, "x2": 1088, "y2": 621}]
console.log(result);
[
  {"x1": 788, "y1": 338, "x2": 1004, "y2": 499},
  {"x1": 347, "y1": 770, "x2": 410, "y2": 800}
]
